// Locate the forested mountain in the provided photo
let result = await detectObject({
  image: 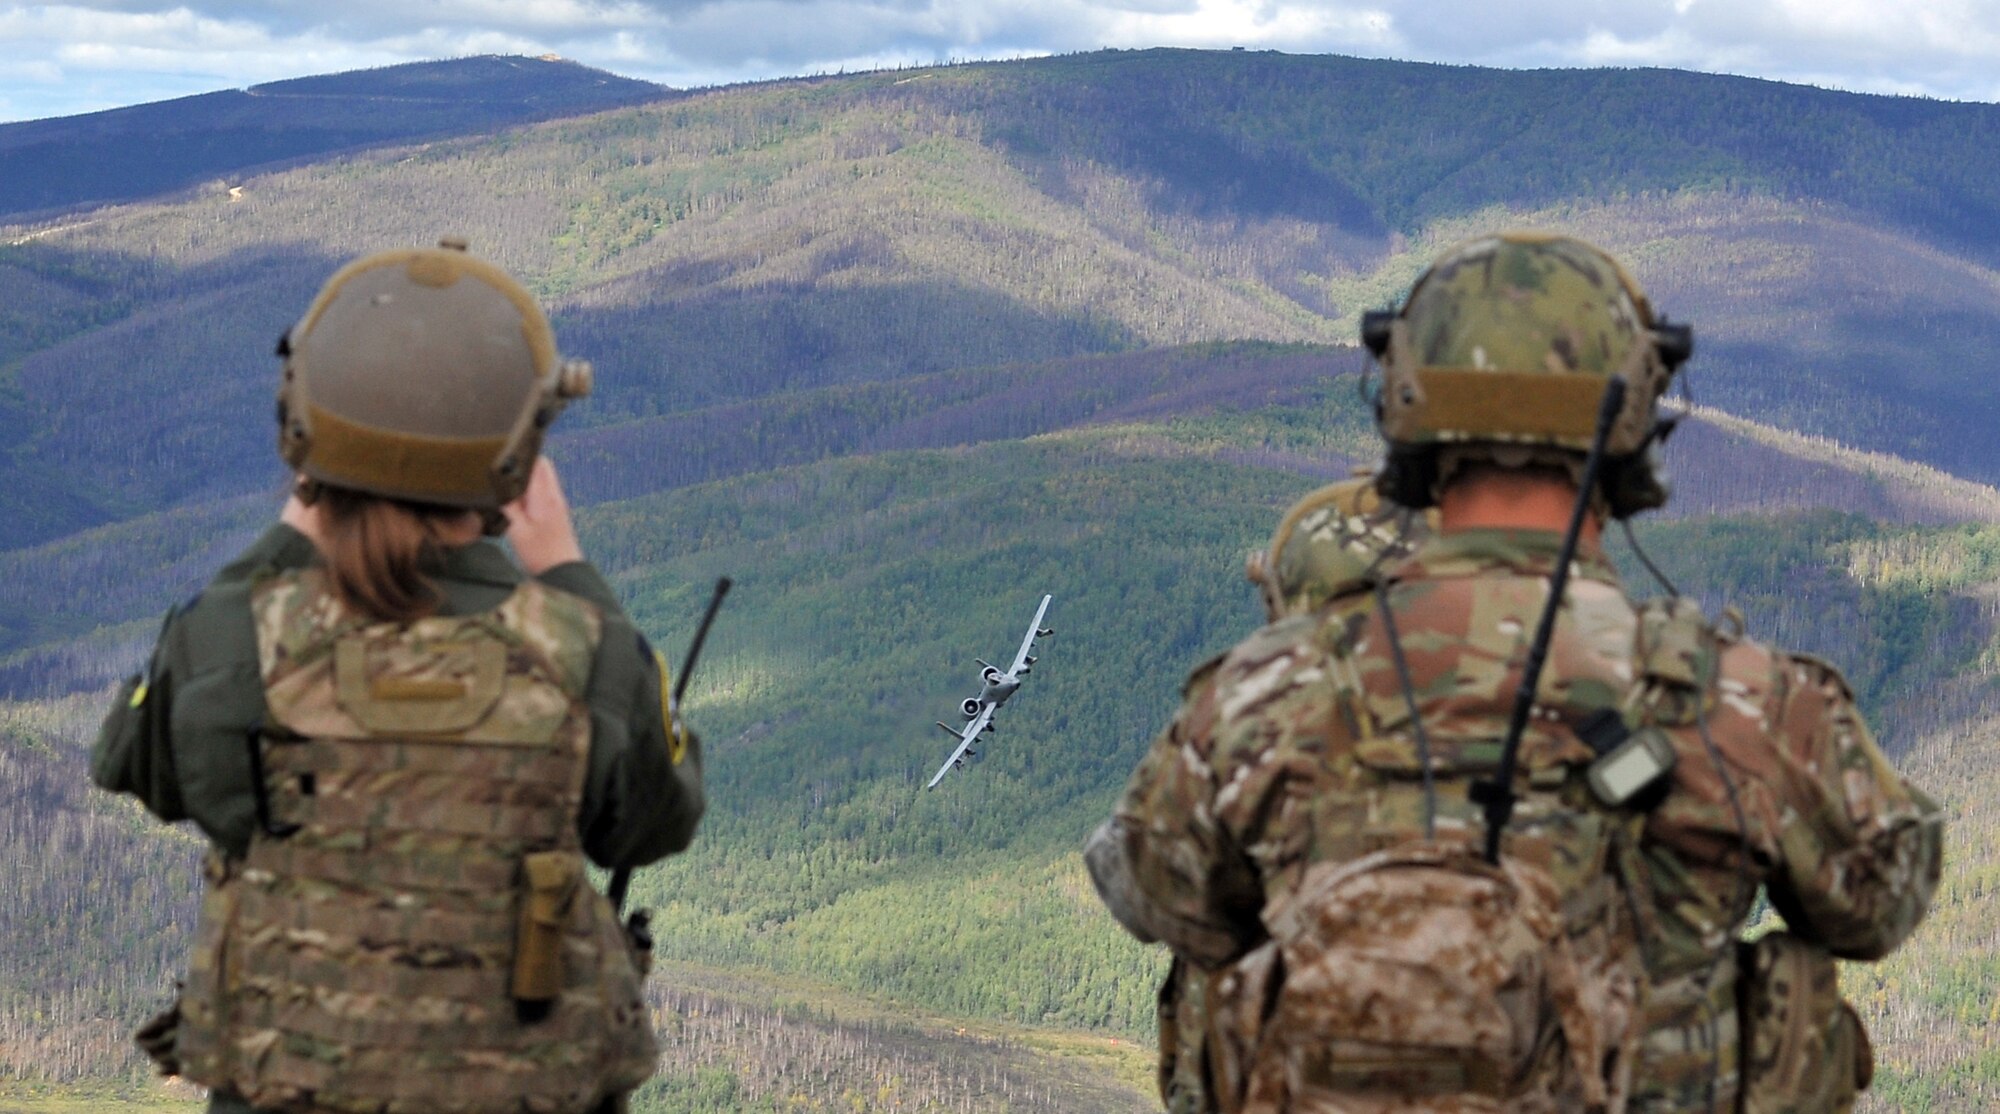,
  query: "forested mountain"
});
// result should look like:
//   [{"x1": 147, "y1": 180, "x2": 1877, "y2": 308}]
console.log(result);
[
  {"x1": 2, "y1": 49, "x2": 1998, "y2": 556},
  {"x1": 2, "y1": 49, "x2": 1997, "y2": 1111}
]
